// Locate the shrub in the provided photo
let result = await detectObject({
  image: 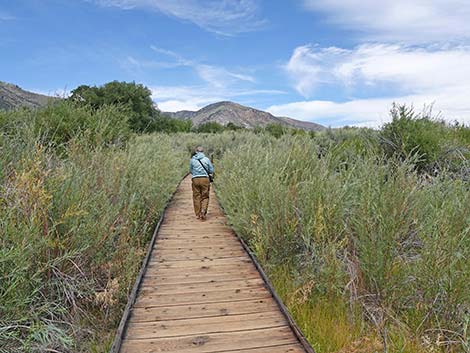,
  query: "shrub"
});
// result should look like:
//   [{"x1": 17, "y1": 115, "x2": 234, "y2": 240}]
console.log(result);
[
  {"x1": 264, "y1": 123, "x2": 287, "y2": 138},
  {"x1": 0, "y1": 101, "x2": 130, "y2": 150},
  {"x1": 226, "y1": 122, "x2": 244, "y2": 131},
  {"x1": 150, "y1": 114, "x2": 192, "y2": 133},
  {"x1": 195, "y1": 121, "x2": 225, "y2": 133},
  {"x1": 380, "y1": 104, "x2": 470, "y2": 178}
]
